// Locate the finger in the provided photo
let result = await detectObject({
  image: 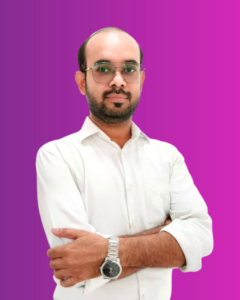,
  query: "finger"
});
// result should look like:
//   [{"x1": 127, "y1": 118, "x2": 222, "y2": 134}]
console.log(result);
[
  {"x1": 60, "y1": 276, "x2": 78, "y2": 288},
  {"x1": 49, "y1": 258, "x2": 66, "y2": 270},
  {"x1": 47, "y1": 245, "x2": 65, "y2": 258},
  {"x1": 164, "y1": 218, "x2": 172, "y2": 225},
  {"x1": 51, "y1": 228, "x2": 86, "y2": 239},
  {"x1": 54, "y1": 269, "x2": 71, "y2": 280}
]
